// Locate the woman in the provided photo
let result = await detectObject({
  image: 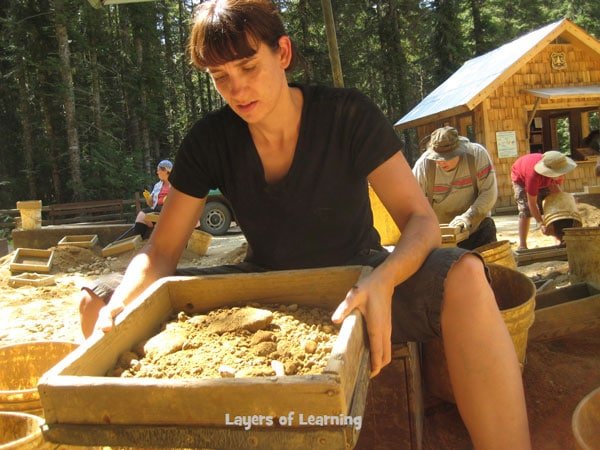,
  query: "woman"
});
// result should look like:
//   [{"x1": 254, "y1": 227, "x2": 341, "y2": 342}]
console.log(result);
[
  {"x1": 81, "y1": 1, "x2": 530, "y2": 447},
  {"x1": 130, "y1": 159, "x2": 173, "y2": 239}
]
